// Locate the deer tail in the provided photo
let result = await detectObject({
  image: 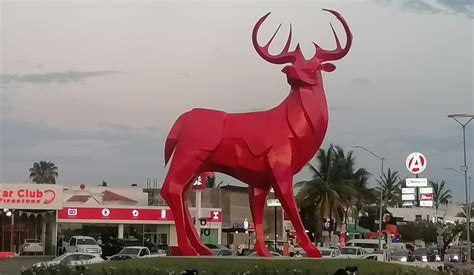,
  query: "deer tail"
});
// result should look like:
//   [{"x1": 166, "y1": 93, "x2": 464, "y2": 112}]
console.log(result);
[{"x1": 164, "y1": 117, "x2": 182, "y2": 167}]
